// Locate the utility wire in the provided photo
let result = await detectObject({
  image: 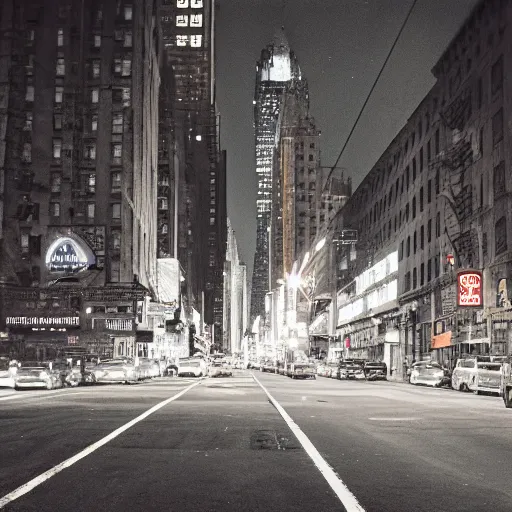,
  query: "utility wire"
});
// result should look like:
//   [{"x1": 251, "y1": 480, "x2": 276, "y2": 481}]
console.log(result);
[{"x1": 324, "y1": 0, "x2": 419, "y2": 188}]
